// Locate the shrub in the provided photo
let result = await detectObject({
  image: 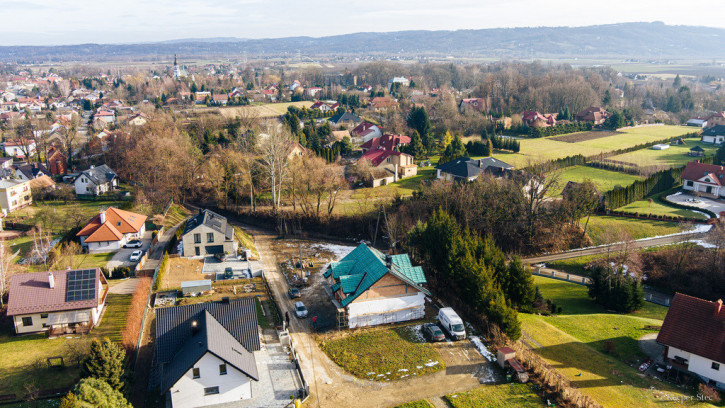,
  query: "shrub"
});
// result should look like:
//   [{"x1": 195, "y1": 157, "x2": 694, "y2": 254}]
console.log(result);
[
  {"x1": 153, "y1": 253, "x2": 169, "y2": 291},
  {"x1": 81, "y1": 338, "x2": 126, "y2": 391},
  {"x1": 121, "y1": 277, "x2": 152, "y2": 352}
]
